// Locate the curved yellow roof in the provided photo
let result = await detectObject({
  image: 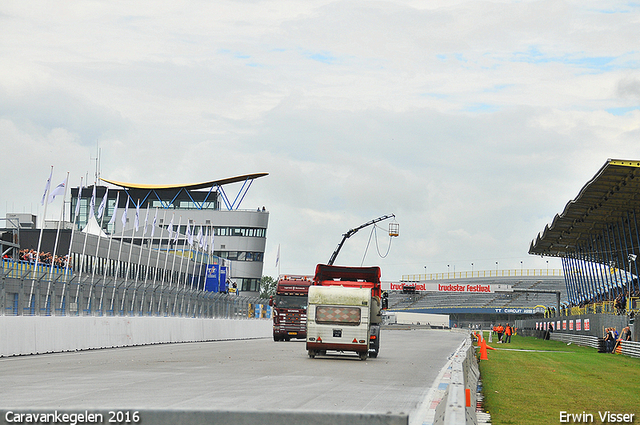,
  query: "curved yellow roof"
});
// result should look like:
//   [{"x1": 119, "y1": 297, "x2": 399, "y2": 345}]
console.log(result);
[{"x1": 101, "y1": 172, "x2": 268, "y2": 190}]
